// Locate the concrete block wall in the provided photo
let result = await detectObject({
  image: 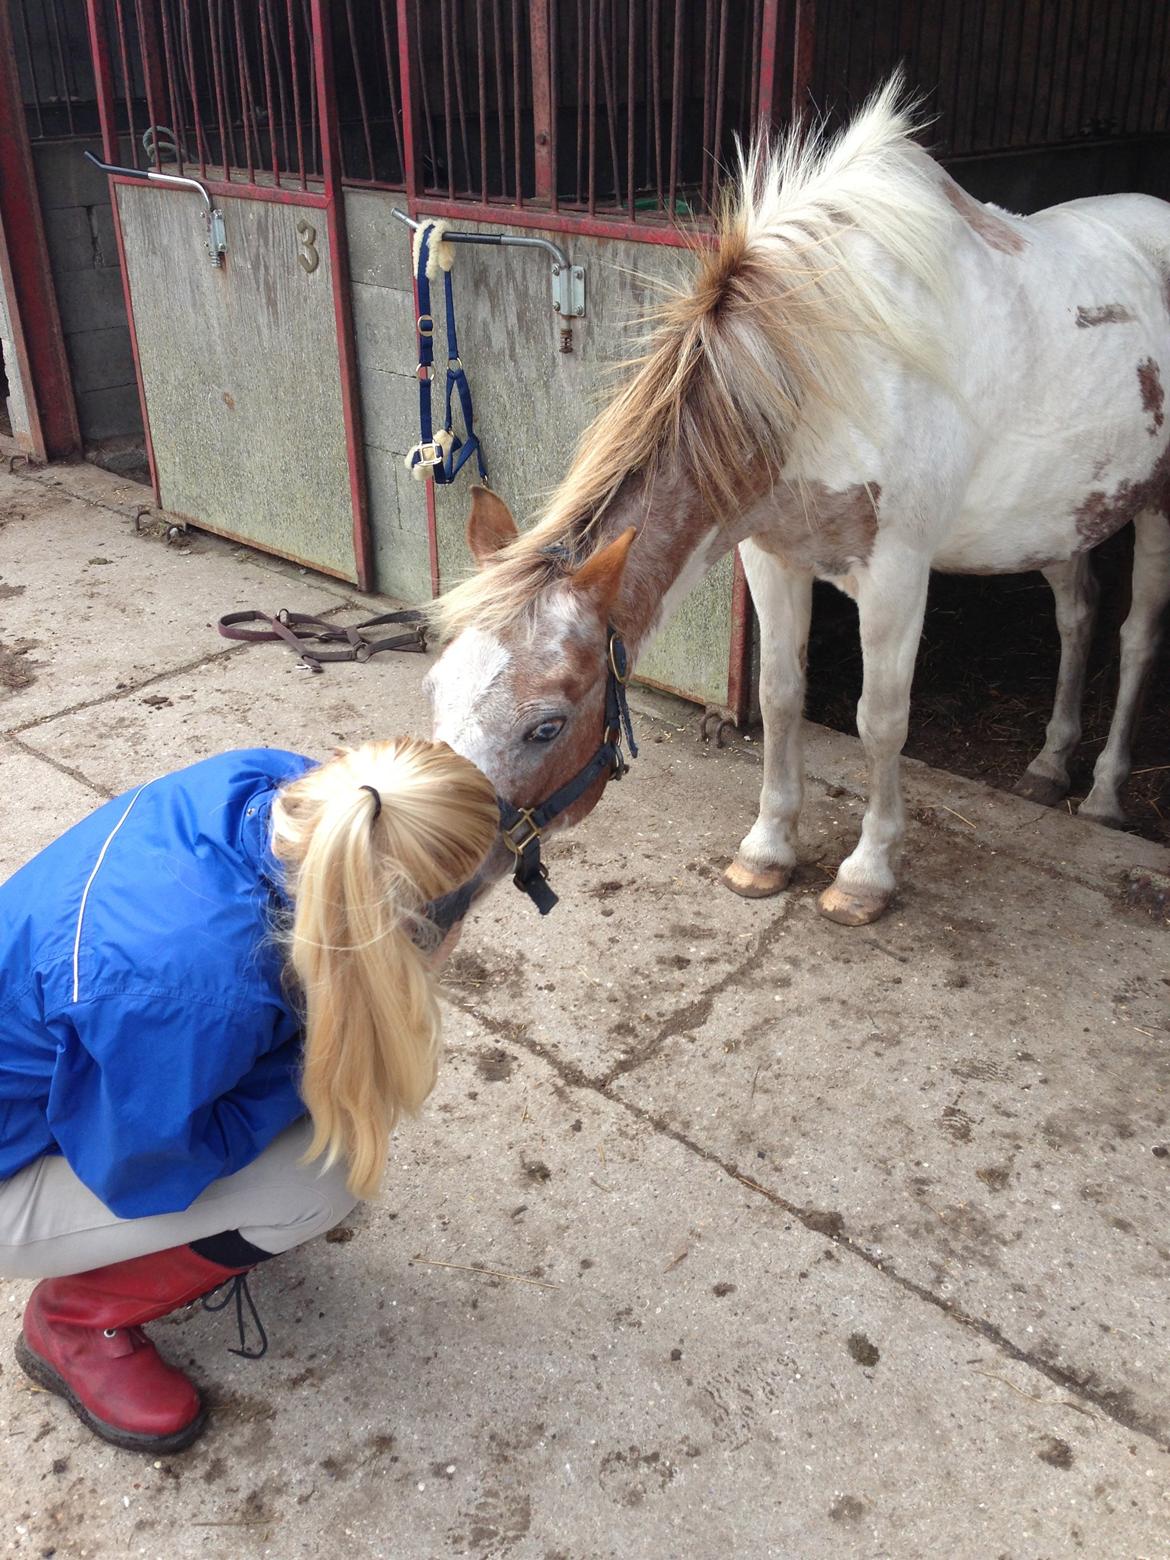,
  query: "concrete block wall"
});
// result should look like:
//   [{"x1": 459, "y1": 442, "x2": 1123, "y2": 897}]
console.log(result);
[
  {"x1": 344, "y1": 191, "x2": 735, "y2": 709},
  {"x1": 31, "y1": 137, "x2": 141, "y2": 447}
]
